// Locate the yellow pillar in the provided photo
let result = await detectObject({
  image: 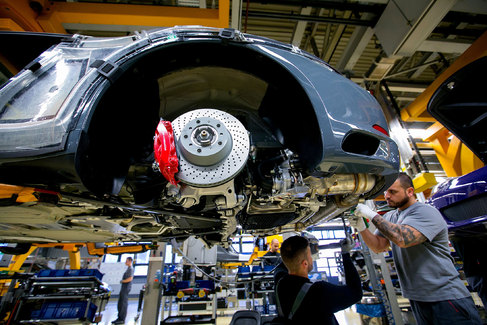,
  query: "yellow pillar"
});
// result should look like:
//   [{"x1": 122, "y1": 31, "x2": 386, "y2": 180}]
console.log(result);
[{"x1": 68, "y1": 250, "x2": 81, "y2": 270}]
